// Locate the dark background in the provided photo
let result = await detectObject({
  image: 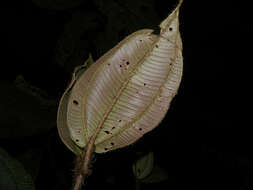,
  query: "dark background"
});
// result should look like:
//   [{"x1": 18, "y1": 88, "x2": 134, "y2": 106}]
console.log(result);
[{"x1": 1, "y1": 0, "x2": 251, "y2": 190}]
